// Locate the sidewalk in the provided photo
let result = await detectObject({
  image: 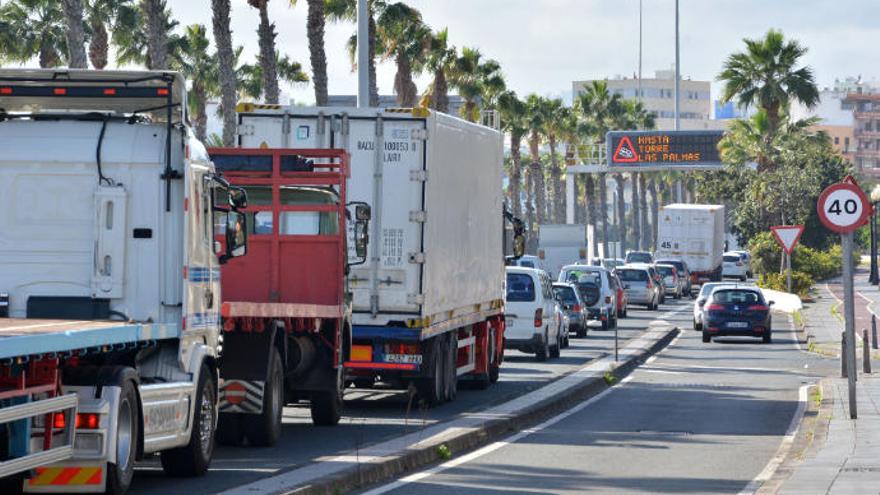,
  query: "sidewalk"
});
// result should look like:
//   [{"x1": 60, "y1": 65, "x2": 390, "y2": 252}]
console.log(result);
[
  {"x1": 804, "y1": 268, "x2": 880, "y2": 359},
  {"x1": 779, "y1": 376, "x2": 880, "y2": 495}
]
